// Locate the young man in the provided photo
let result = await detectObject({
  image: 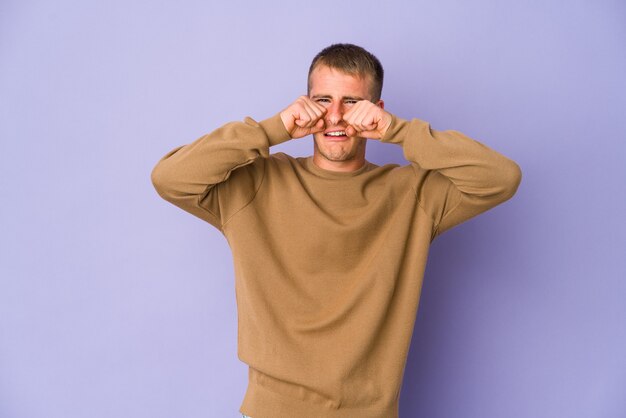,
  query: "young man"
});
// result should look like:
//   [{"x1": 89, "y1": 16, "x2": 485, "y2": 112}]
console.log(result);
[{"x1": 151, "y1": 44, "x2": 521, "y2": 418}]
